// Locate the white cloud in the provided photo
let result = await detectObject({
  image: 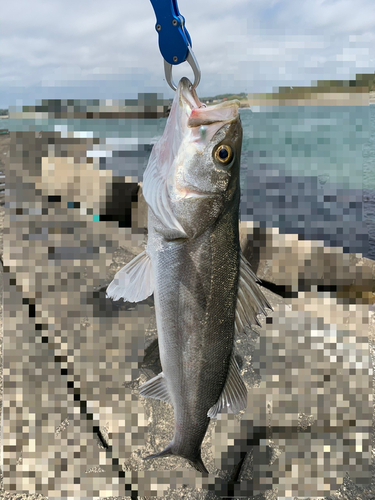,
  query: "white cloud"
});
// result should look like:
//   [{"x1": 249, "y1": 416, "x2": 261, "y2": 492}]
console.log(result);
[{"x1": 0, "y1": 0, "x2": 374, "y2": 106}]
